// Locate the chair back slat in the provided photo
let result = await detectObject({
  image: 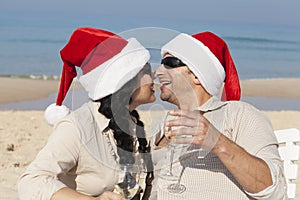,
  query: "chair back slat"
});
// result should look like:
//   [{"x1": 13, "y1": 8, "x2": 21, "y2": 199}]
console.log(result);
[
  {"x1": 284, "y1": 162, "x2": 298, "y2": 180},
  {"x1": 274, "y1": 128, "x2": 300, "y2": 199},
  {"x1": 278, "y1": 146, "x2": 300, "y2": 161},
  {"x1": 287, "y1": 183, "x2": 296, "y2": 199},
  {"x1": 275, "y1": 128, "x2": 300, "y2": 143}
]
